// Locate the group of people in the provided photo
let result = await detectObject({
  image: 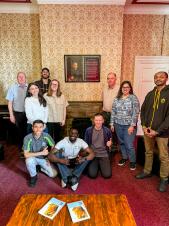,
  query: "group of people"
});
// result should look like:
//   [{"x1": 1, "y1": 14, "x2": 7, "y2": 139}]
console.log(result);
[
  {"x1": 102, "y1": 71, "x2": 169, "y2": 193},
  {"x1": 5, "y1": 69, "x2": 169, "y2": 192}
]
